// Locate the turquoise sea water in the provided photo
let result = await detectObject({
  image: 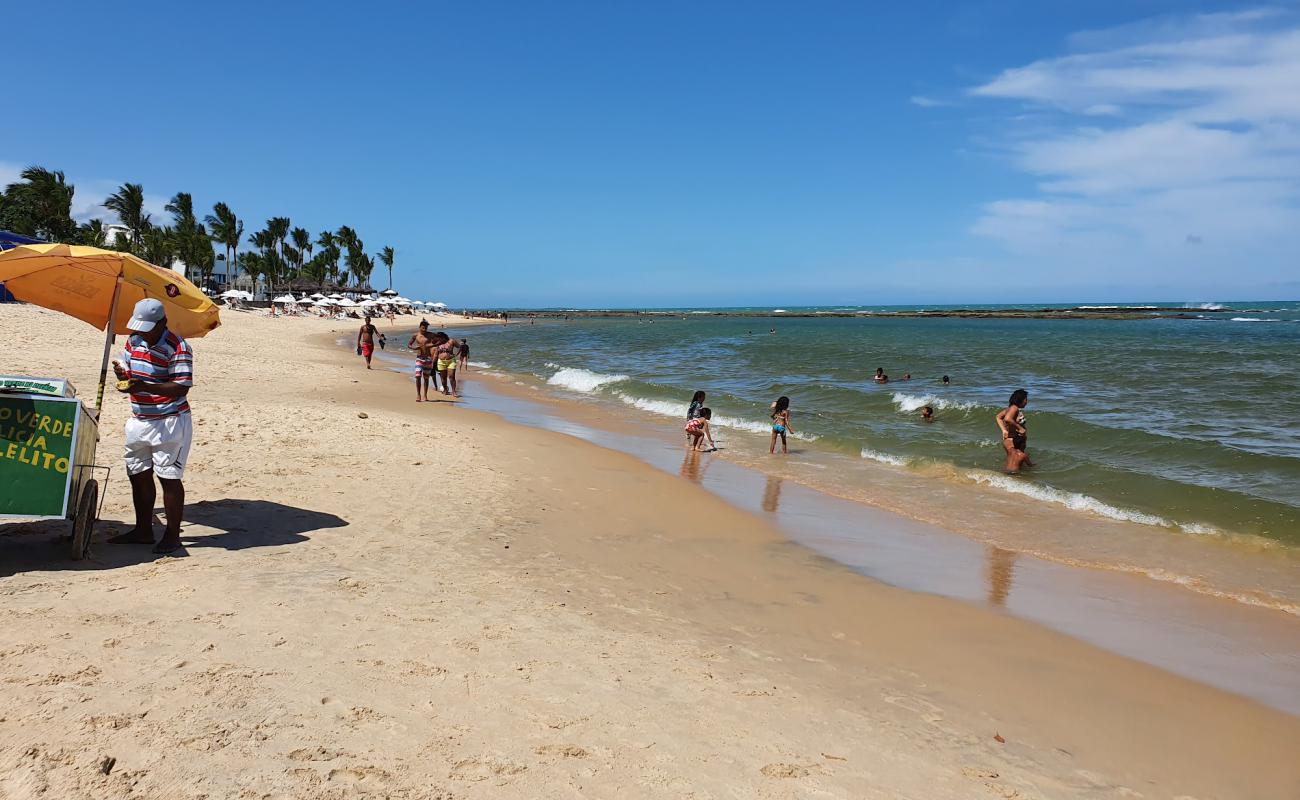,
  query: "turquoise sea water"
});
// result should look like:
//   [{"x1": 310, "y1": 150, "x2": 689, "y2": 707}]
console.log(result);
[{"x1": 465, "y1": 302, "x2": 1300, "y2": 545}]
